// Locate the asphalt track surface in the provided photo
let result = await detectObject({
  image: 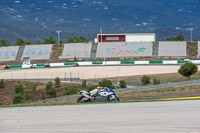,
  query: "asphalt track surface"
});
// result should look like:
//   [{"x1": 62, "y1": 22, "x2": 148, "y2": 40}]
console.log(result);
[
  {"x1": 1, "y1": 100, "x2": 200, "y2": 133},
  {"x1": 1, "y1": 65, "x2": 200, "y2": 80}
]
